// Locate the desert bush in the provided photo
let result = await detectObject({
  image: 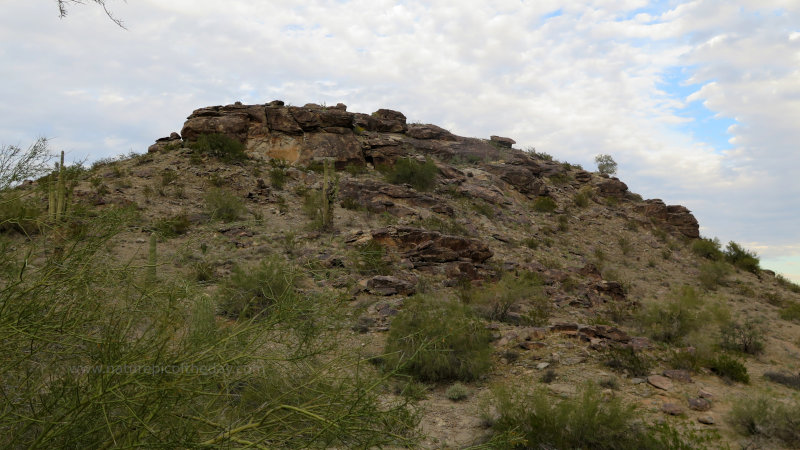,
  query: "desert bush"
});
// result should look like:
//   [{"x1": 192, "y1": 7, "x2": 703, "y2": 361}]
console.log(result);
[
  {"x1": 709, "y1": 354, "x2": 749, "y2": 383},
  {"x1": 470, "y1": 271, "x2": 550, "y2": 326},
  {"x1": 540, "y1": 369, "x2": 557, "y2": 383},
  {"x1": 354, "y1": 240, "x2": 390, "y2": 275},
  {"x1": 470, "y1": 200, "x2": 495, "y2": 218},
  {"x1": 557, "y1": 214, "x2": 569, "y2": 231},
  {"x1": 636, "y1": 286, "x2": 707, "y2": 344},
  {"x1": 719, "y1": 319, "x2": 765, "y2": 355},
  {"x1": 691, "y1": 237, "x2": 723, "y2": 260},
  {"x1": 764, "y1": 371, "x2": 800, "y2": 390},
  {"x1": 776, "y1": 274, "x2": 800, "y2": 293},
  {"x1": 445, "y1": 383, "x2": 470, "y2": 401},
  {"x1": 268, "y1": 158, "x2": 288, "y2": 189},
  {"x1": 384, "y1": 295, "x2": 492, "y2": 382},
  {"x1": 153, "y1": 213, "x2": 190, "y2": 237},
  {"x1": 301, "y1": 161, "x2": 337, "y2": 230},
  {"x1": 216, "y1": 257, "x2": 298, "y2": 319},
  {"x1": 595, "y1": 154, "x2": 618, "y2": 175},
  {"x1": 414, "y1": 215, "x2": 469, "y2": 236},
  {"x1": 780, "y1": 302, "x2": 800, "y2": 322},
  {"x1": 205, "y1": 188, "x2": 246, "y2": 222},
  {"x1": 618, "y1": 235, "x2": 632, "y2": 255},
  {"x1": 604, "y1": 344, "x2": 652, "y2": 377},
  {"x1": 698, "y1": 260, "x2": 731, "y2": 290},
  {"x1": 487, "y1": 384, "x2": 696, "y2": 449},
  {"x1": 344, "y1": 162, "x2": 367, "y2": 176},
  {"x1": 0, "y1": 192, "x2": 41, "y2": 235},
  {"x1": 724, "y1": 241, "x2": 760, "y2": 273},
  {"x1": 729, "y1": 396, "x2": 800, "y2": 446},
  {"x1": 383, "y1": 157, "x2": 438, "y2": 191},
  {"x1": 532, "y1": 196, "x2": 557, "y2": 213},
  {"x1": 189, "y1": 133, "x2": 247, "y2": 162},
  {"x1": 573, "y1": 191, "x2": 590, "y2": 207}
]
